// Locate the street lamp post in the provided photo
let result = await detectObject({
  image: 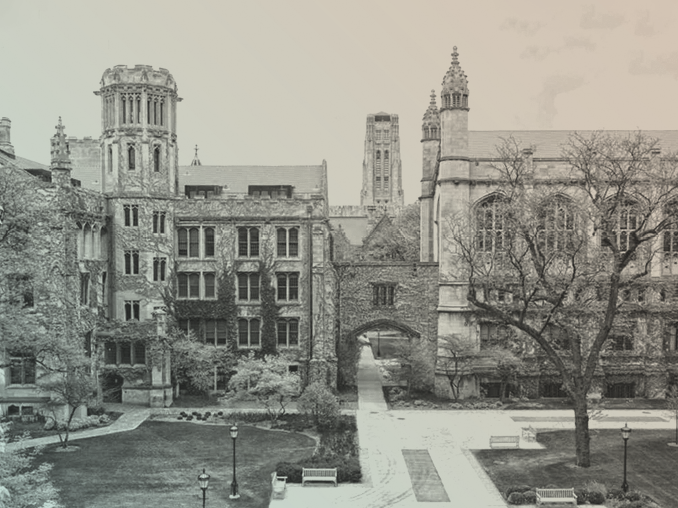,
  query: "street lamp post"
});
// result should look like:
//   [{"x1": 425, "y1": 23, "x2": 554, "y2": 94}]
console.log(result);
[
  {"x1": 197, "y1": 468, "x2": 210, "y2": 508},
  {"x1": 621, "y1": 423, "x2": 632, "y2": 493},
  {"x1": 377, "y1": 329, "x2": 381, "y2": 358},
  {"x1": 229, "y1": 424, "x2": 240, "y2": 499}
]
